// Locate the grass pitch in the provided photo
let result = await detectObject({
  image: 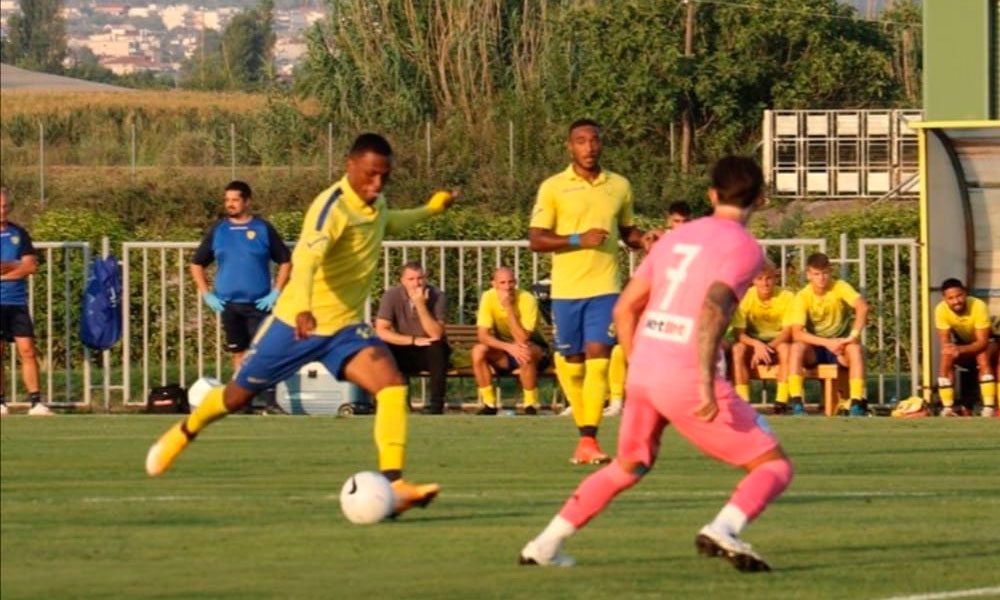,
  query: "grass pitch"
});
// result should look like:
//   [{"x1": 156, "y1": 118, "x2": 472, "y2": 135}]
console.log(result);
[{"x1": 2, "y1": 415, "x2": 999, "y2": 600}]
